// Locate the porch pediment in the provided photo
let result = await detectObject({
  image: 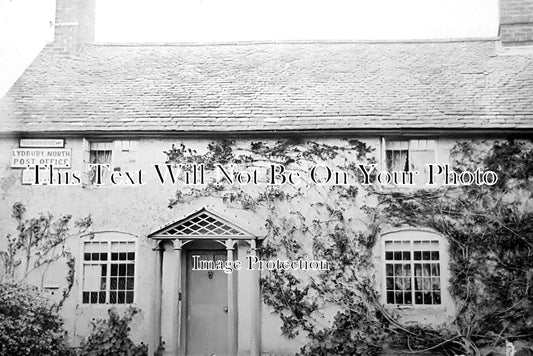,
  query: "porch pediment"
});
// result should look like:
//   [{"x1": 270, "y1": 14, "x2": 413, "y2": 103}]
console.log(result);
[{"x1": 148, "y1": 208, "x2": 254, "y2": 240}]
